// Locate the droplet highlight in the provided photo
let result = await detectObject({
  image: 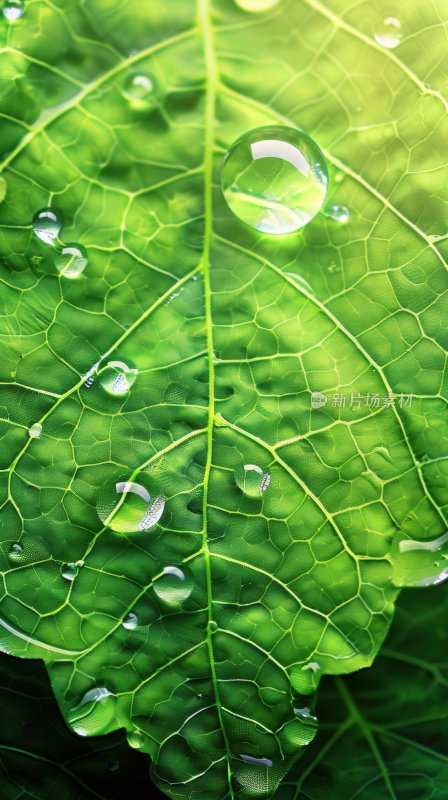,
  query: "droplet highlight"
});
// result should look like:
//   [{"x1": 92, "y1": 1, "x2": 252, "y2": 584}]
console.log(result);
[
  {"x1": 122, "y1": 612, "x2": 138, "y2": 630},
  {"x1": 392, "y1": 530, "x2": 448, "y2": 587},
  {"x1": 98, "y1": 360, "x2": 138, "y2": 396},
  {"x1": 153, "y1": 566, "x2": 193, "y2": 606},
  {"x1": 68, "y1": 688, "x2": 117, "y2": 737},
  {"x1": 97, "y1": 480, "x2": 165, "y2": 534},
  {"x1": 290, "y1": 662, "x2": 322, "y2": 695},
  {"x1": 123, "y1": 74, "x2": 156, "y2": 110},
  {"x1": 8, "y1": 543, "x2": 24, "y2": 562},
  {"x1": 374, "y1": 17, "x2": 402, "y2": 48},
  {"x1": 55, "y1": 245, "x2": 88, "y2": 278},
  {"x1": 235, "y1": 464, "x2": 271, "y2": 498},
  {"x1": 32, "y1": 209, "x2": 62, "y2": 245},
  {"x1": 234, "y1": 0, "x2": 281, "y2": 11},
  {"x1": 222, "y1": 125, "x2": 328, "y2": 234},
  {"x1": 28, "y1": 422, "x2": 42, "y2": 438},
  {"x1": 2, "y1": 0, "x2": 25, "y2": 20}
]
